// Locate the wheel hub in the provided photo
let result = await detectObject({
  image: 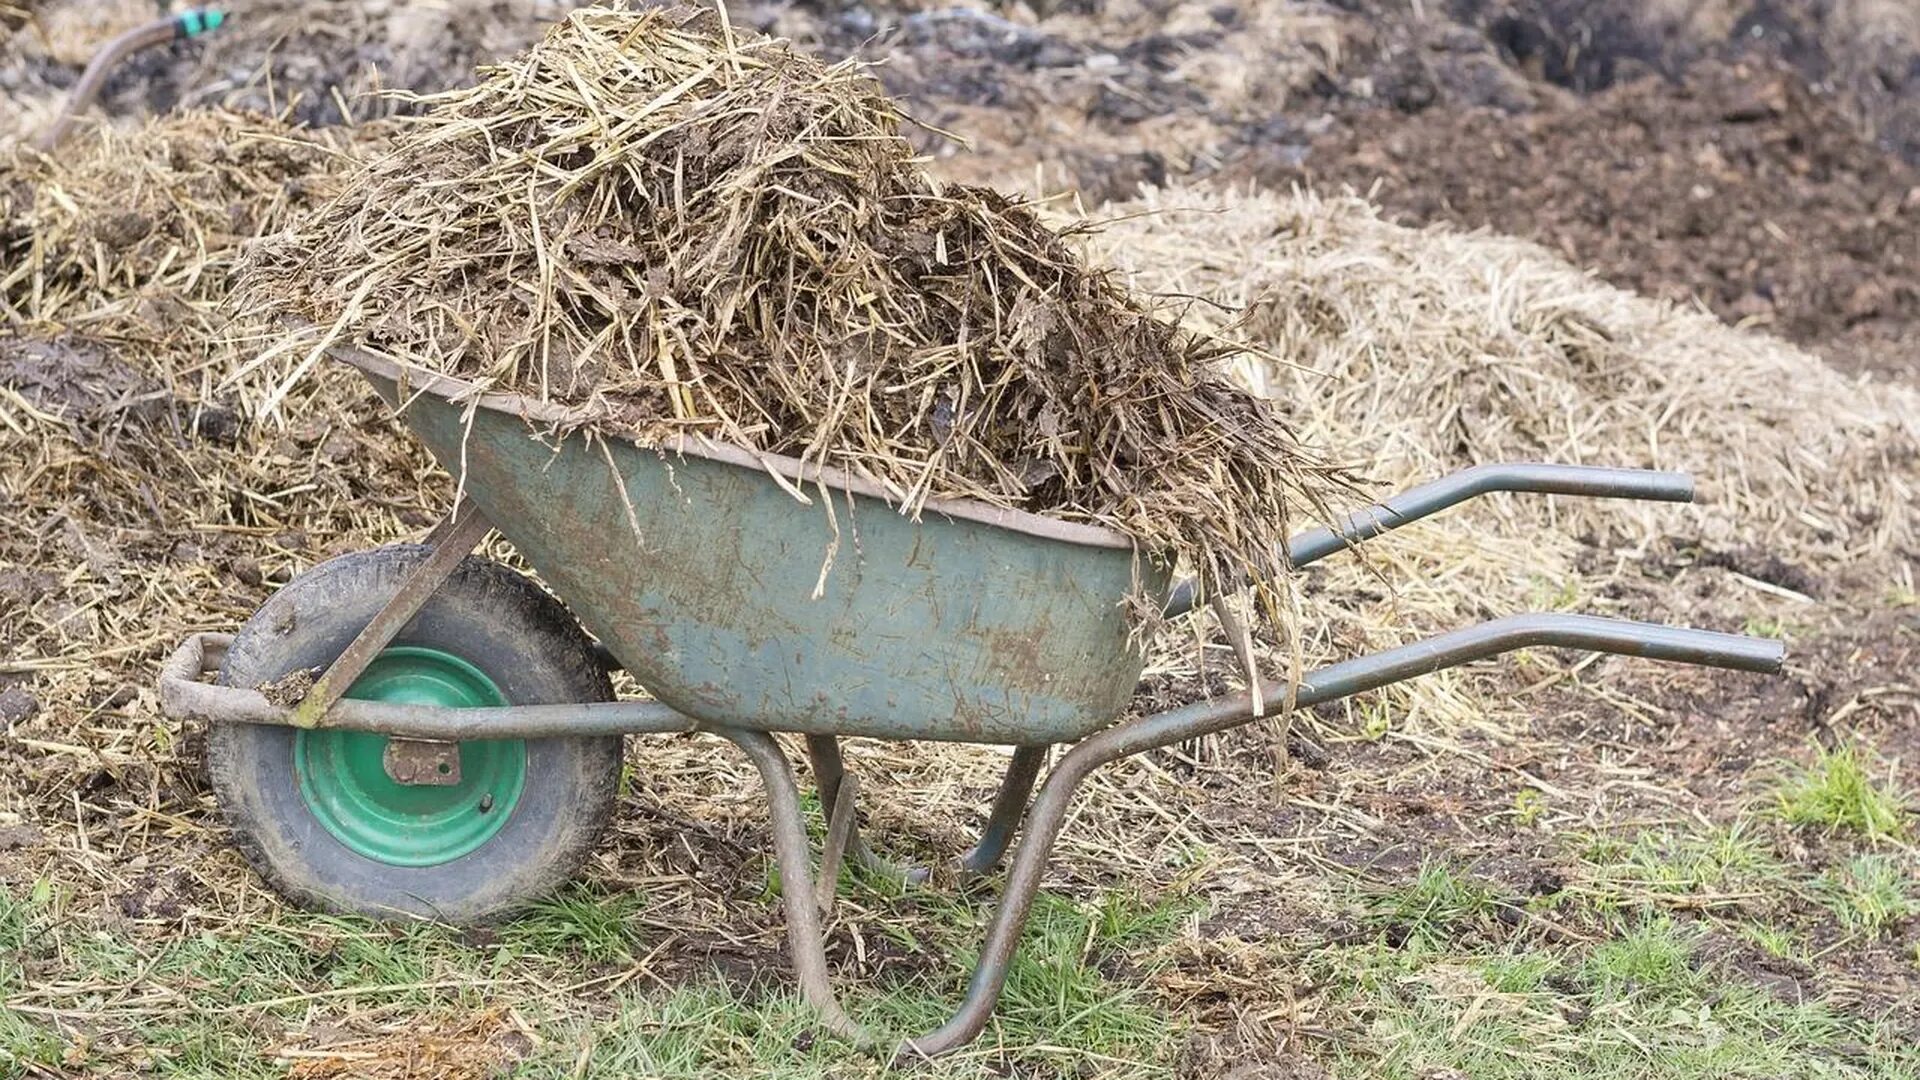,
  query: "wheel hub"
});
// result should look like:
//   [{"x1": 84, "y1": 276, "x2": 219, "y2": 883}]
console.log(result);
[{"x1": 293, "y1": 646, "x2": 526, "y2": 867}]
